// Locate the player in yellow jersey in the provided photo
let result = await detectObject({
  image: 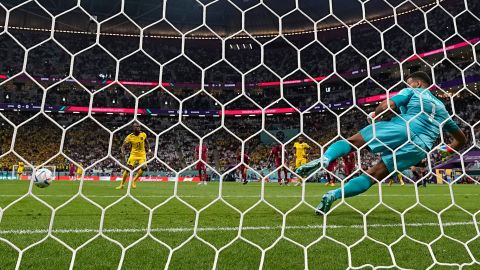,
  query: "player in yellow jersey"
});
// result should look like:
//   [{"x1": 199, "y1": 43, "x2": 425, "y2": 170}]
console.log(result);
[
  {"x1": 76, "y1": 163, "x2": 83, "y2": 180},
  {"x1": 293, "y1": 136, "x2": 310, "y2": 186},
  {"x1": 17, "y1": 161, "x2": 25, "y2": 180},
  {"x1": 116, "y1": 122, "x2": 151, "y2": 189}
]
